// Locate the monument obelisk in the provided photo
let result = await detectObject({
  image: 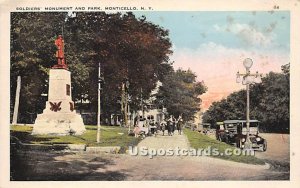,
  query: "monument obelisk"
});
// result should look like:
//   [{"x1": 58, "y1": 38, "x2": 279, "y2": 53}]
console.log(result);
[{"x1": 32, "y1": 35, "x2": 86, "y2": 135}]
